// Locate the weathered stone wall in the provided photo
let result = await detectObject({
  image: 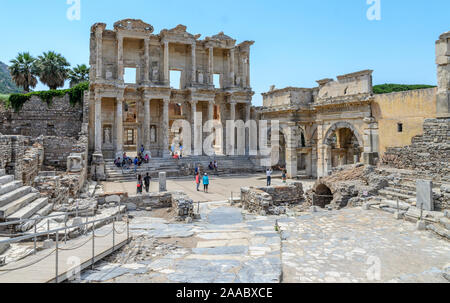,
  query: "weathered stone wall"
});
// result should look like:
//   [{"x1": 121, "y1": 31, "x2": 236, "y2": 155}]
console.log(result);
[
  {"x1": 241, "y1": 181, "x2": 304, "y2": 215},
  {"x1": 0, "y1": 95, "x2": 83, "y2": 138},
  {"x1": 373, "y1": 88, "x2": 437, "y2": 156},
  {"x1": 42, "y1": 136, "x2": 79, "y2": 169},
  {"x1": 383, "y1": 118, "x2": 450, "y2": 181},
  {"x1": 33, "y1": 172, "x2": 69, "y2": 205},
  {"x1": 22, "y1": 141, "x2": 44, "y2": 186}
]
